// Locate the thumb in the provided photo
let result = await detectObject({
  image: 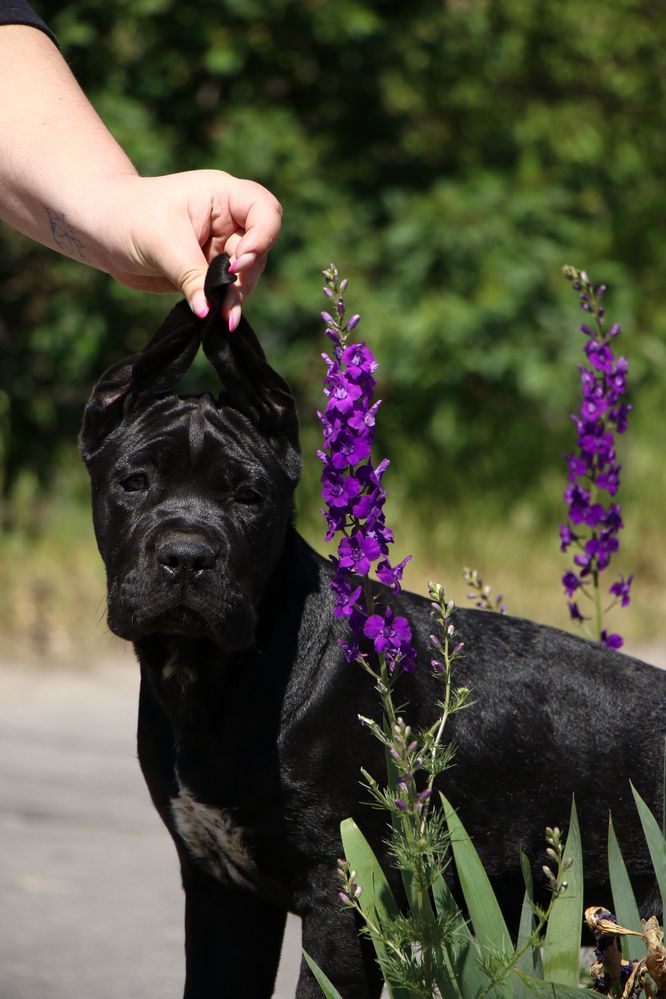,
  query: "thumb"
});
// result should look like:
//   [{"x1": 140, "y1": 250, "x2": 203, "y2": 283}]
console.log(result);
[
  {"x1": 176, "y1": 255, "x2": 210, "y2": 319},
  {"x1": 153, "y1": 226, "x2": 210, "y2": 317}
]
